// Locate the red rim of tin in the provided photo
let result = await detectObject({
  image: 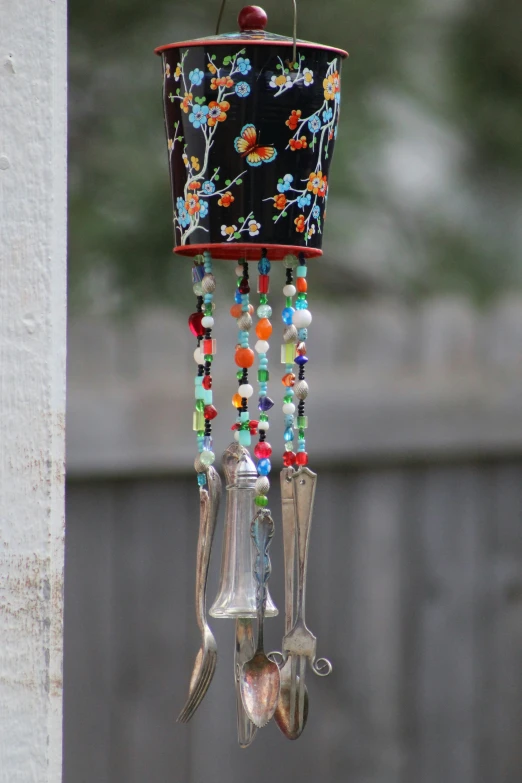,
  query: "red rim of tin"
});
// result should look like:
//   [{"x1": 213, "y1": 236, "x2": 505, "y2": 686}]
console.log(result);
[
  {"x1": 155, "y1": 40, "x2": 348, "y2": 58},
  {"x1": 173, "y1": 243, "x2": 323, "y2": 261}
]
